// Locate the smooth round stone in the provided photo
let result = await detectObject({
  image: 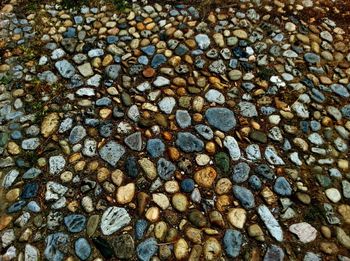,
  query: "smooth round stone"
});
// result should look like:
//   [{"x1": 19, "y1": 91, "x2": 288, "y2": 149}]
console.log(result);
[
  {"x1": 325, "y1": 188, "x2": 341, "y2": 203},
  {"x1": 64, "y1": 214, "x2": 86, "y2": 233},
  {"x1": 205, "y1": 89, "x2": 225, "y2": 104},
  {"x1": 136, "y1": 238, "x2": 158, "y2": 261},
  {"x1": 273, "y1": 177, "x2": 292, "y2": 196},
  {"x1": 232, "y1": 186, "x2": 255, "y2": 209},
  {"x1": 223, "y1": 229, "x2": 242, "y2": 257},
  {"x1": 176, "y1": 110, "x2": 191, "y2": 128},
  {"x1": 304, "y1": 53, "x2": 320, "y2": 63},
  {"x1": 172, "y1": 193, "x2": 188, "y2": 212},
  {"x1": 75, "y1": 238, "x2": 91, "y2": 260},
  {"x1": 175, "y1": 132, "x2": 204, "y2": 152},
  {"x1": 205, "y1": 108, "x2": 236, "y2": 132},
  {"x1": 204, "y1": 237, "x2": 222, "y2": 260},
  {"x1": 195, "y1": 34, "x2": 211, "y2": 50},
  {"x1": 146, "y1": 139, "x2": 165, "y2": 158},
  {"x1": 181, "y1": 179, "x2": 195, "y2": 193},
  {"x1": 289, "y1": 222, "x2": 317, "y2": 243},
  {"x1": 231, "y1": 162, "x2": 250, "y2": 183}
]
